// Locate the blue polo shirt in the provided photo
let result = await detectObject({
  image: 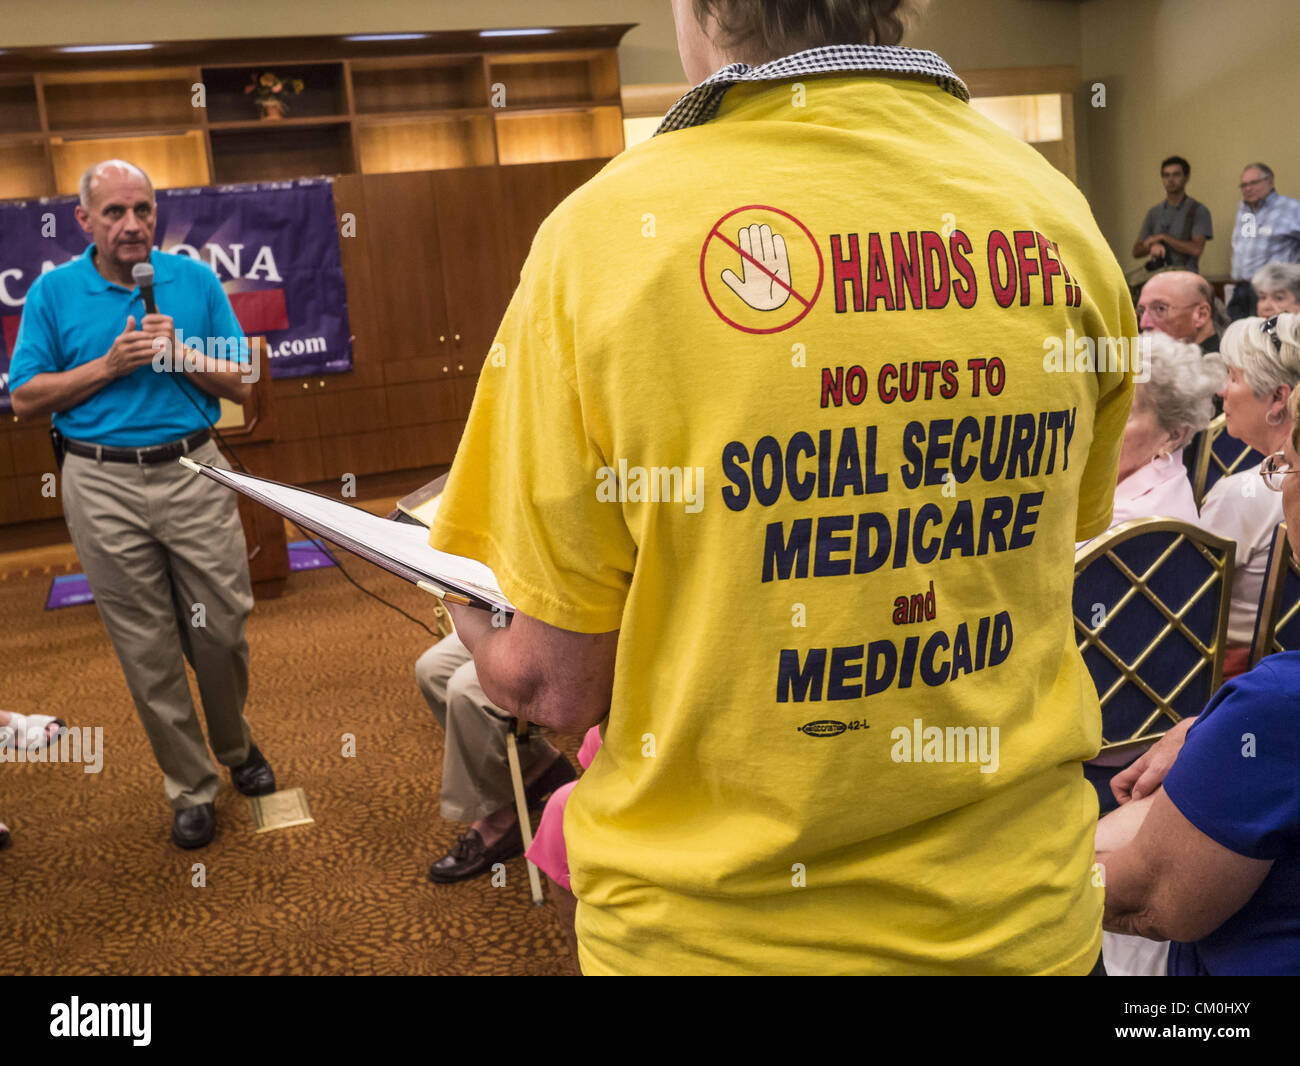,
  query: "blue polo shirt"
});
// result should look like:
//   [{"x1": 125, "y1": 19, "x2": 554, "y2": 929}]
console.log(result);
[
  {"x1": 8, "y1": 245, "x2": 248, "y2": 447},
  {"x1": 1164, "y1": 651, "x2": 1300, "y2": 975},
  {"x1": 1230, "y1": 190, "x2": 1300, "y2": 278}
]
